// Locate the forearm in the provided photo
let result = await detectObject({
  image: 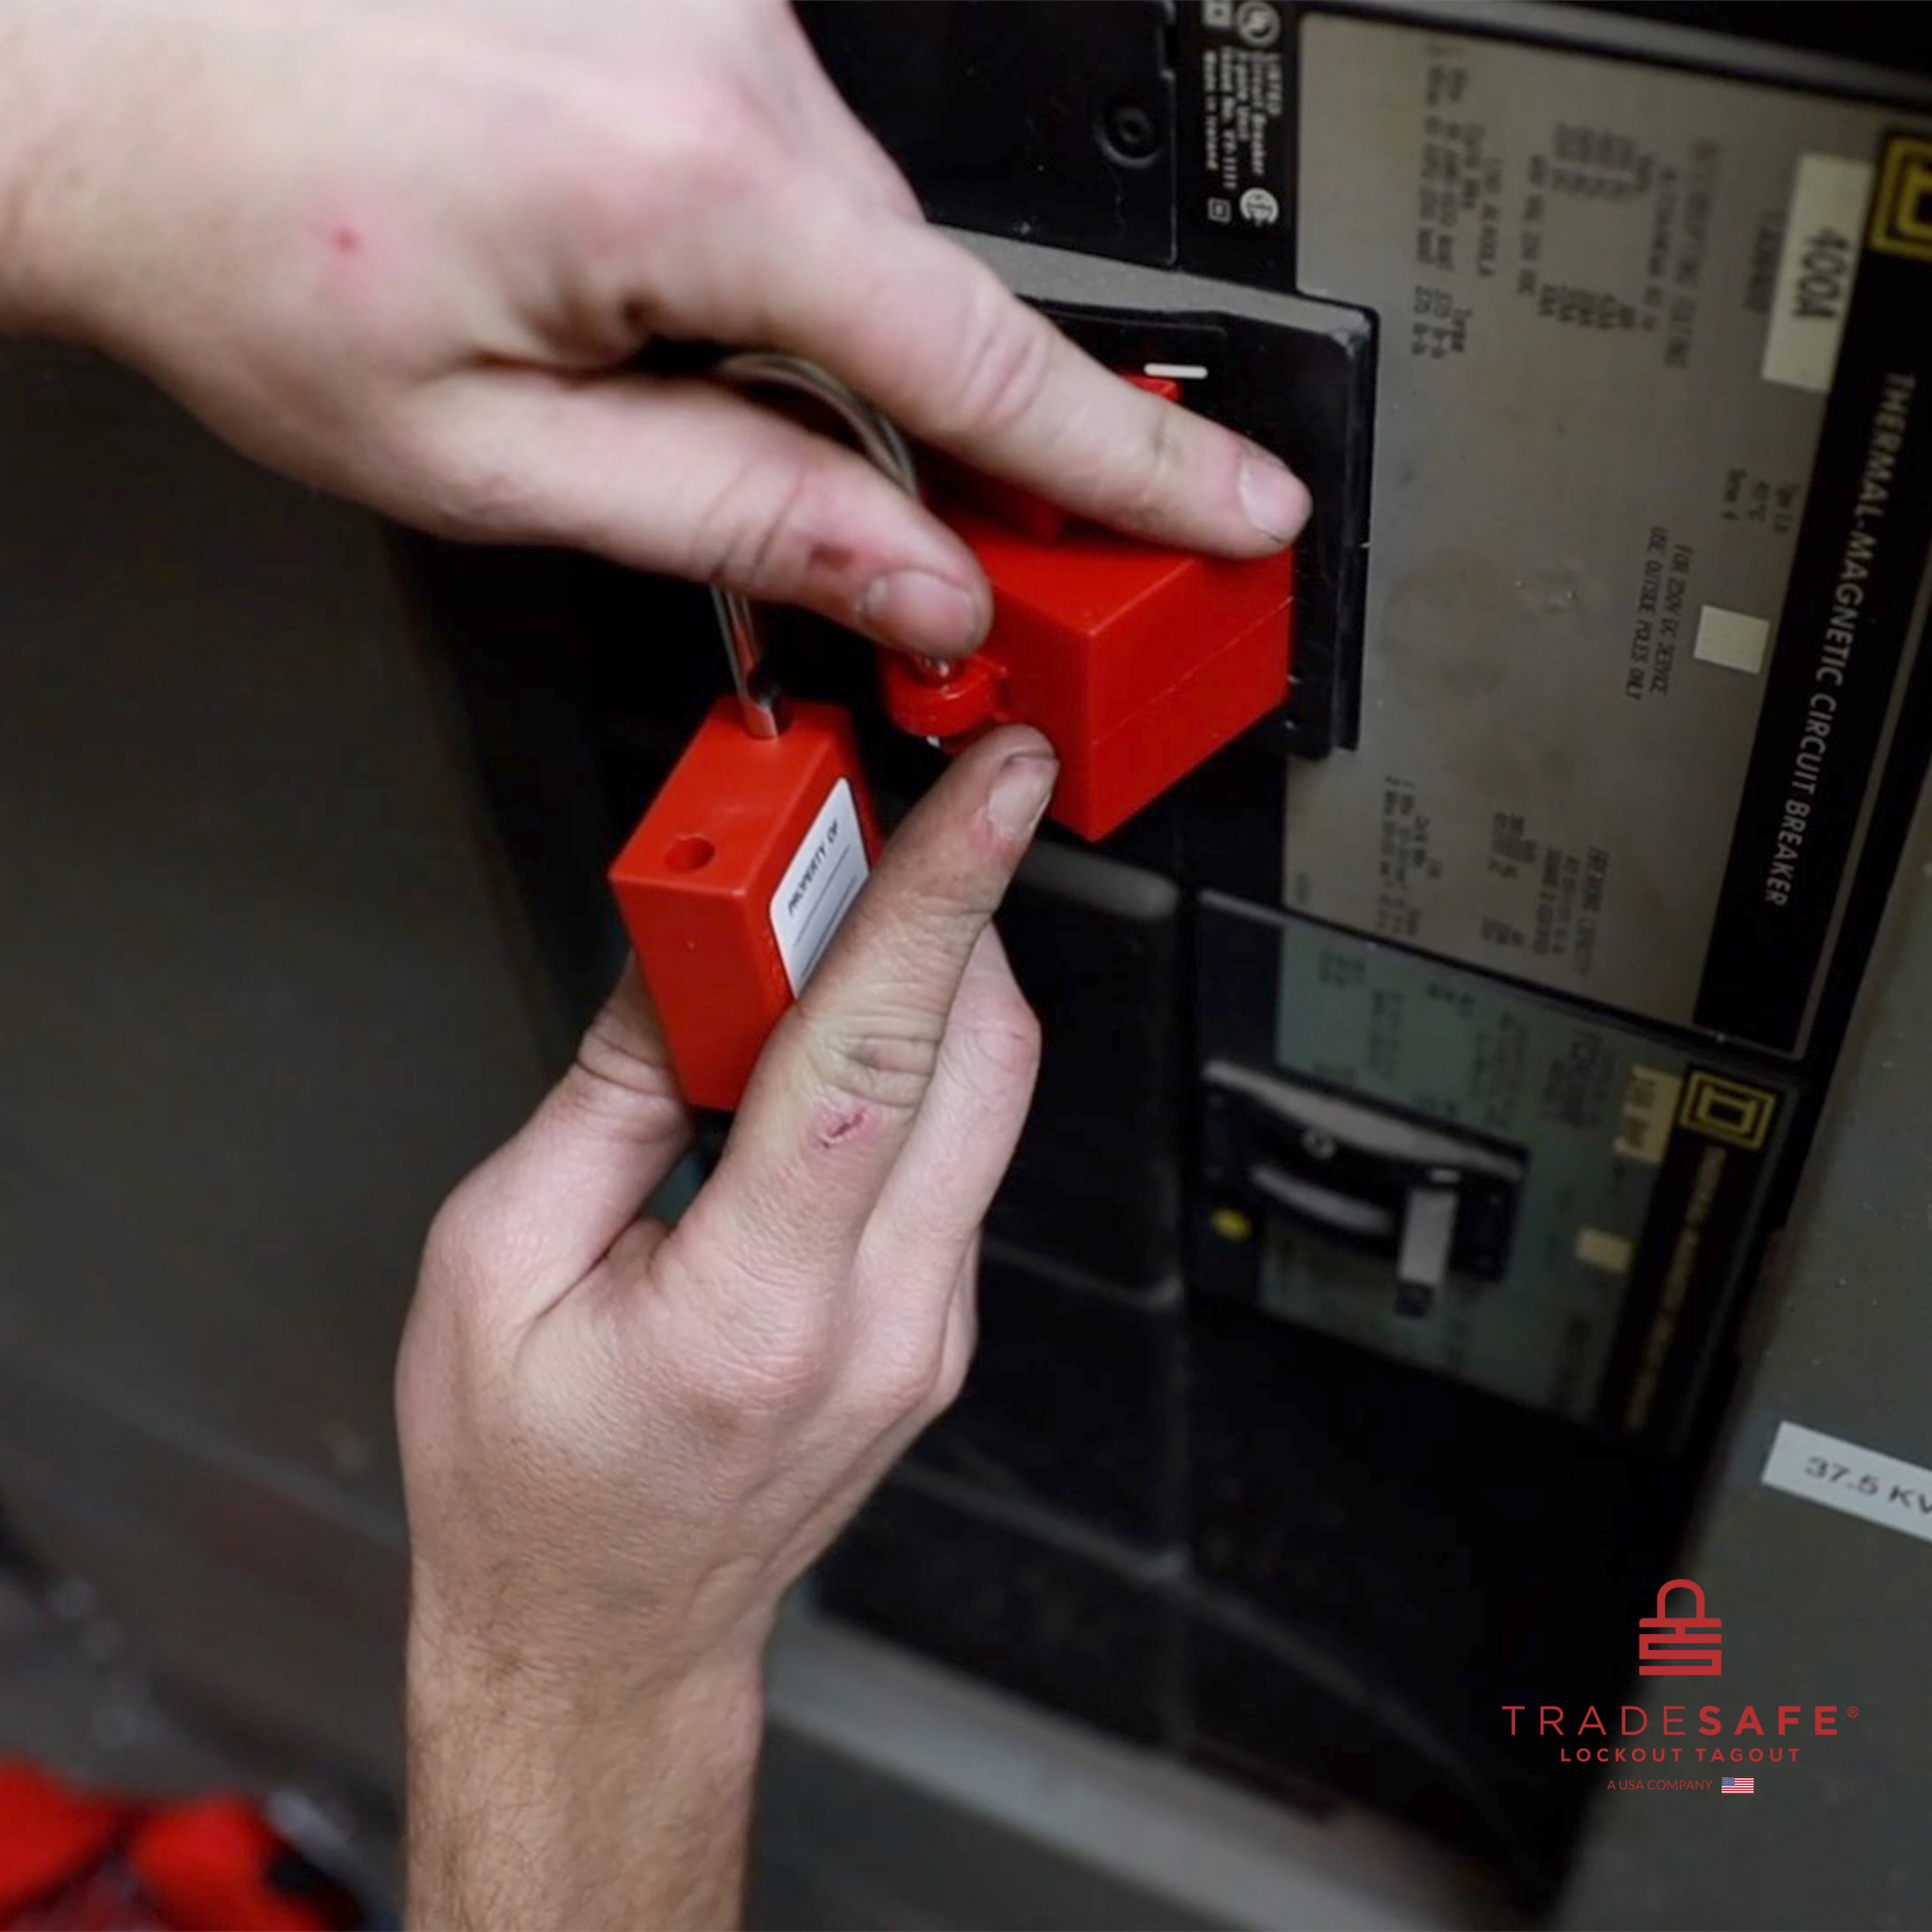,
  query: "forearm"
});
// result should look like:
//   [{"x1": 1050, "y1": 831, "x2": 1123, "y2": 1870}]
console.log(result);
[{"x1": 405, "y1": 1616, "x2": 765, "y2": 1932}]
